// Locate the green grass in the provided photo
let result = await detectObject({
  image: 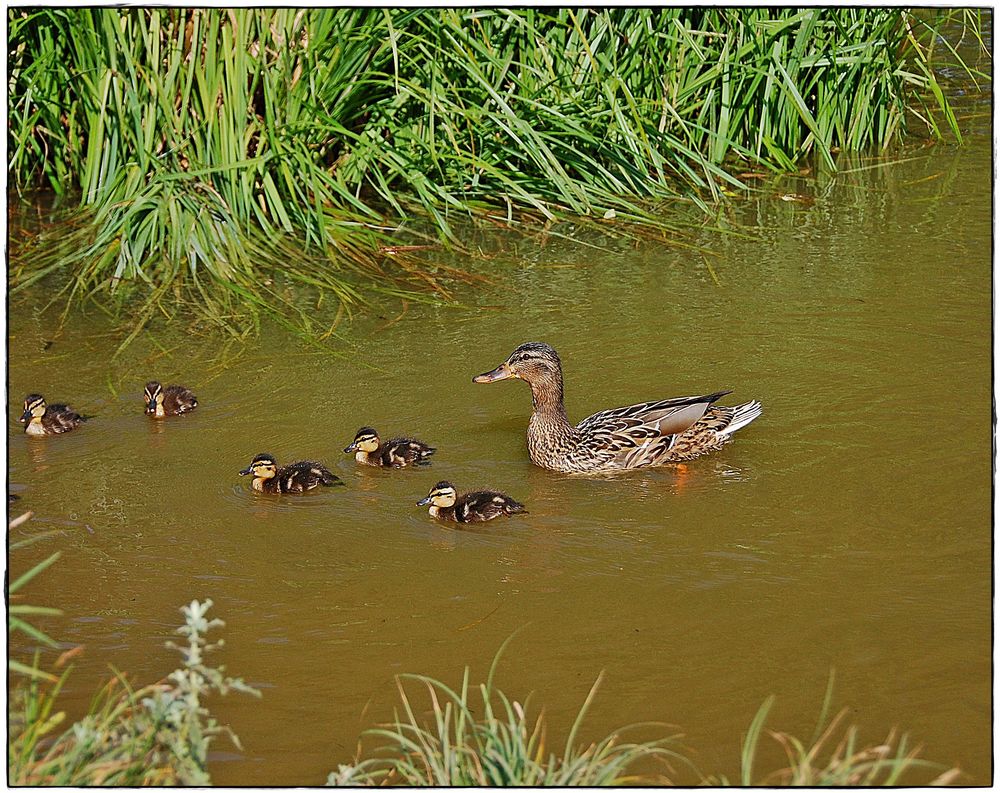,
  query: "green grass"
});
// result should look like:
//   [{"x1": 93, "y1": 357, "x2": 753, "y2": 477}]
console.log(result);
[
  {"x1": 730, "y1": 697, "x2": 961, "y2": 786},
  {"x1": 8, "y1": 513, "x2": 259, "y2": 785},
  {"x1": 8, "y1": 9, "x2": 986, "y2": 342},
  {"x1": 8, "y1": 595, "x2": 259, "y2": 785},
  {"x1": 724, "y1": 673, "x2": 961, "y2": 786},
  {"x1": 330, "y1": 657, "x2": 963, "y2": 787},
  {"x1": 328, "y1": 639, "x2": 683, "y2": 785}
]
